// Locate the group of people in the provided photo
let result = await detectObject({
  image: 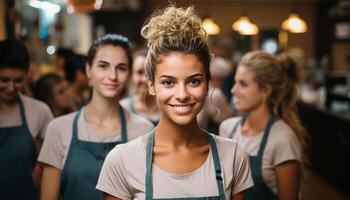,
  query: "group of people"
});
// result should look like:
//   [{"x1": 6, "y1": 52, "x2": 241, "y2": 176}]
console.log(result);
[{"x1": 0, "y1": 5, "x2": 306, "y2": 200}]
